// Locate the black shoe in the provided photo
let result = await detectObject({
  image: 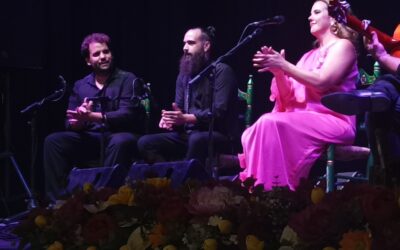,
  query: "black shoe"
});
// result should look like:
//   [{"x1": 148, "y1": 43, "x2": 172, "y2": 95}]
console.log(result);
[{"x1": 321, "y1": 90, "x2": 391, "y2": 115}]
